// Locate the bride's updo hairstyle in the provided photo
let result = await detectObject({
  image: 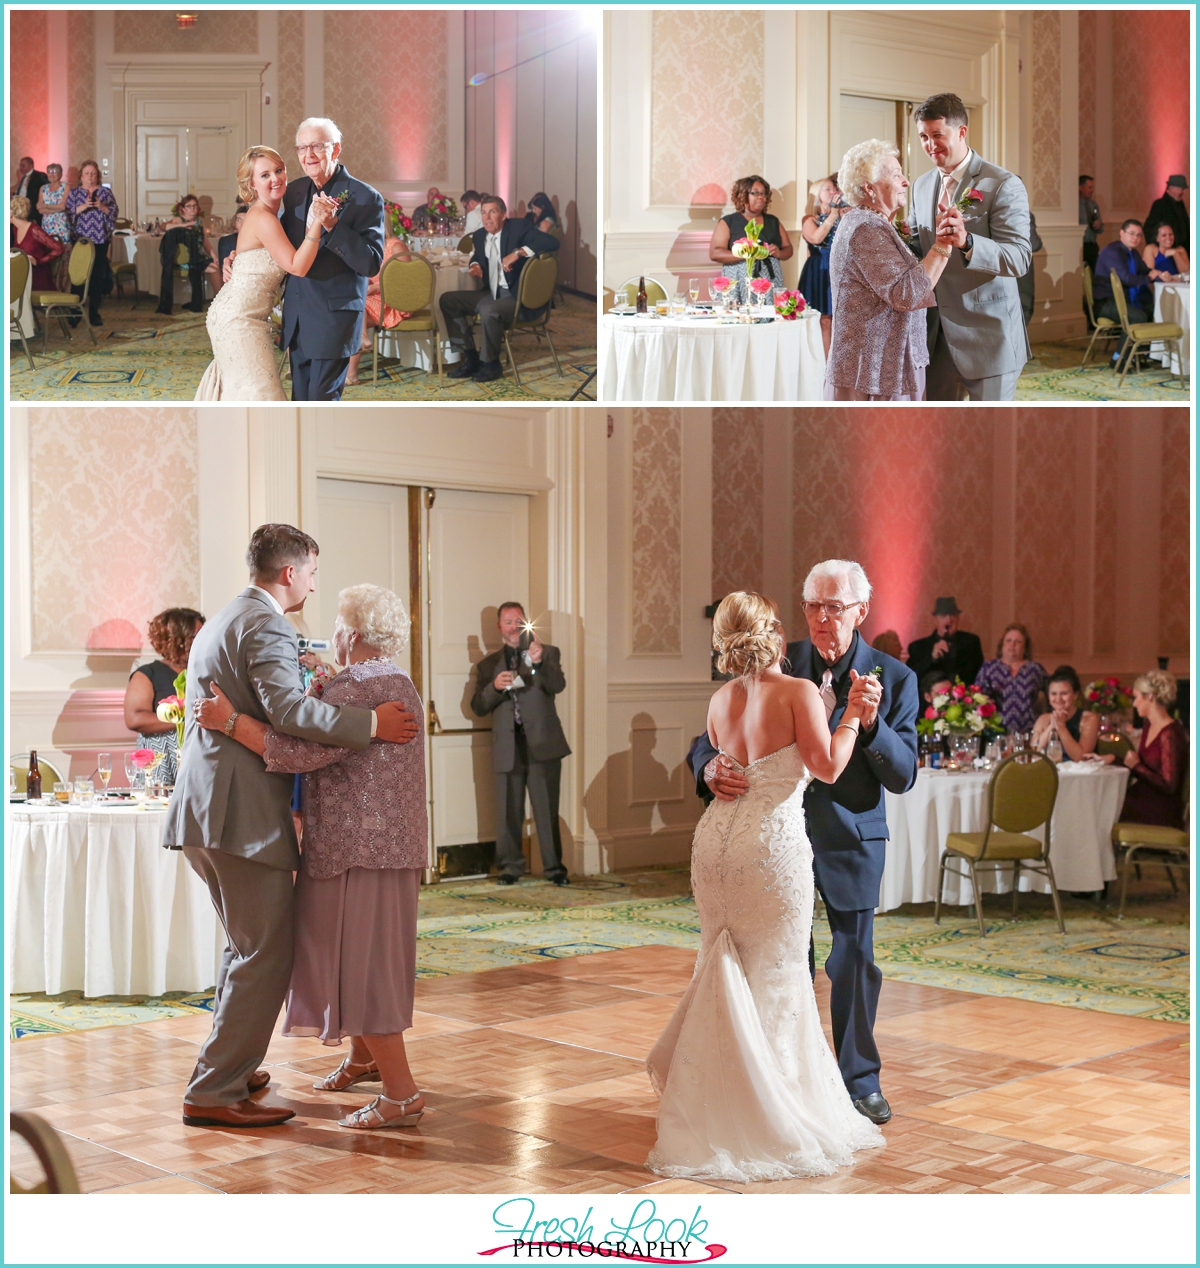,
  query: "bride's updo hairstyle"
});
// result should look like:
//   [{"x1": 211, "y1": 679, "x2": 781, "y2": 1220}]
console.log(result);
[
  {"x1": 713, "y1": 591, "x2": 784, "y2": 681},
  {"x1": 236, "y1": 146, "x2": 287, "y2": 205}
]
